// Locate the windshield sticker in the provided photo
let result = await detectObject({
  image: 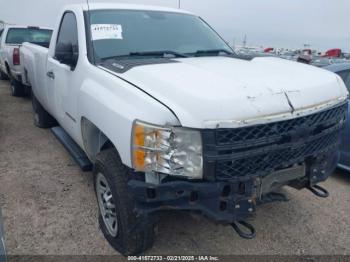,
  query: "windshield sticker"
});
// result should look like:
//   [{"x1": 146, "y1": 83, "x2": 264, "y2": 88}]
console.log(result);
[{"x1": 91, "y1": 24, "x2": 123, "y2": 41}]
